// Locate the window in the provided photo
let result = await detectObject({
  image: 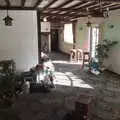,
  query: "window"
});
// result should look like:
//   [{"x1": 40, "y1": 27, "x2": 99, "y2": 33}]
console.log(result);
[
  {"x1": 64, "y1": 23, "x2": 73, "y2": 44},
  {"x1": 91, "y1": 26, "x2": 99, "y2": 58}
]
